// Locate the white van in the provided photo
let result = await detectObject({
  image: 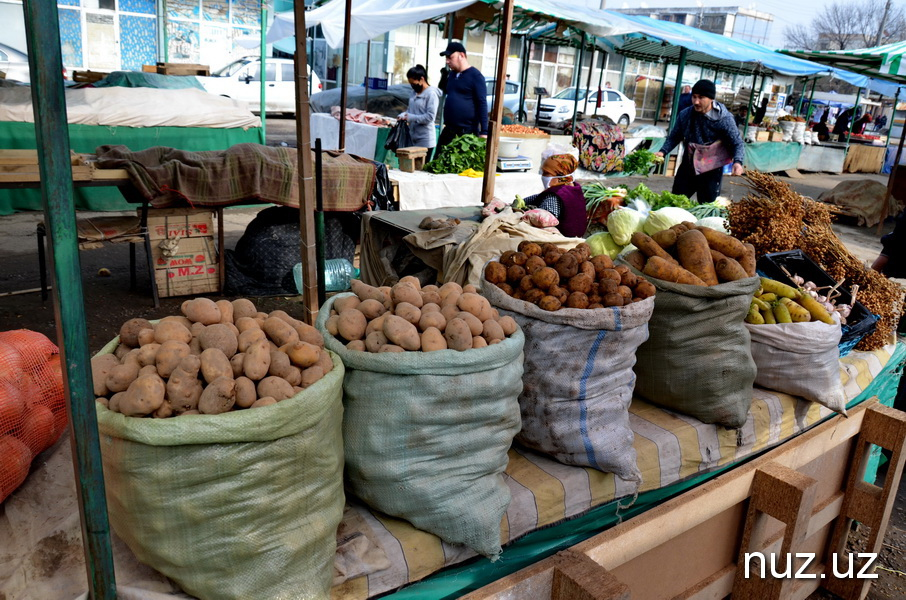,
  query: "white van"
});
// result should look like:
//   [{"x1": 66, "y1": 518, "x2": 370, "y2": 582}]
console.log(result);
[{"x1": 198, "y1": 57, "x2": 322, "y2": 116}]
